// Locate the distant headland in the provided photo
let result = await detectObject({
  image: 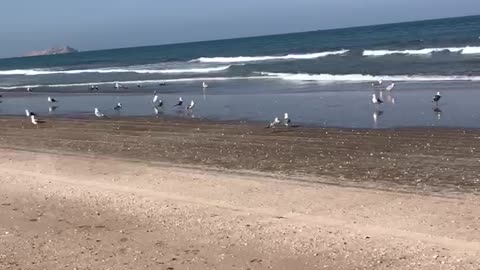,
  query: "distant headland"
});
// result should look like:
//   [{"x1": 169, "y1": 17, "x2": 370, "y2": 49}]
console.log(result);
[{"x1": 23, "y1": 46, "x2": 79, "y2": 57}]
